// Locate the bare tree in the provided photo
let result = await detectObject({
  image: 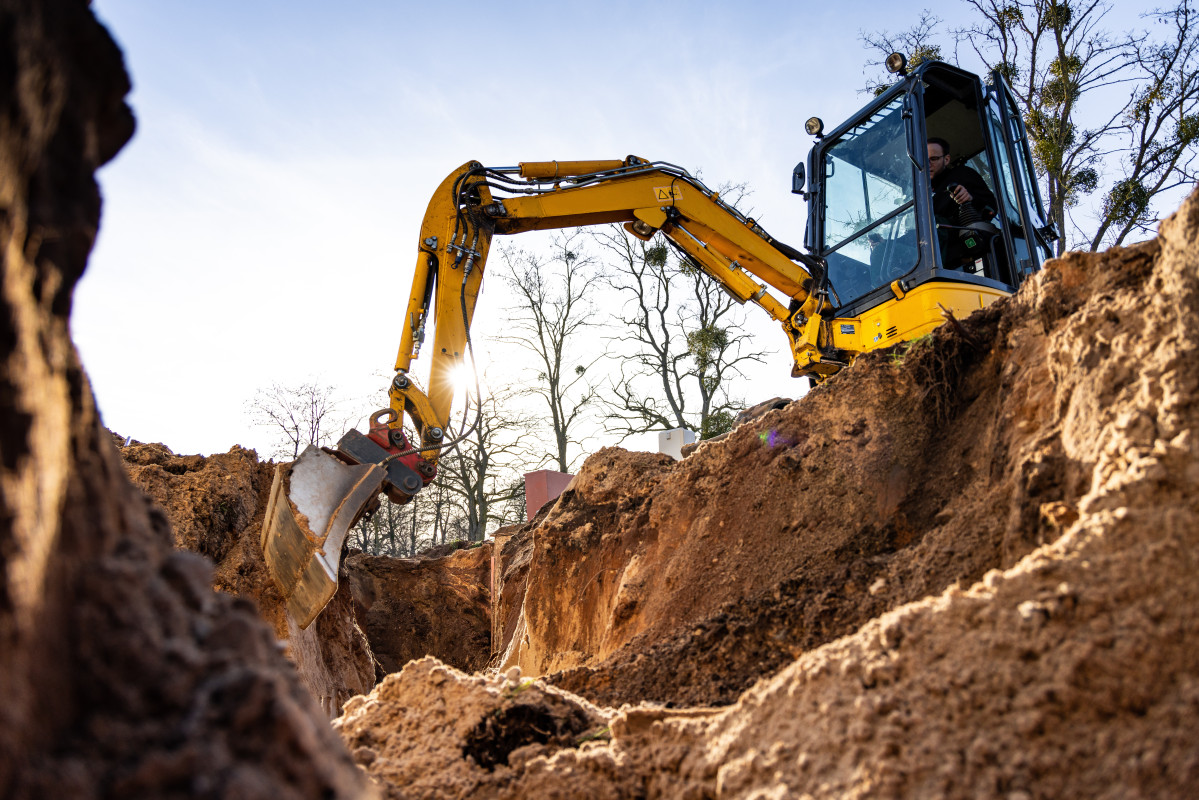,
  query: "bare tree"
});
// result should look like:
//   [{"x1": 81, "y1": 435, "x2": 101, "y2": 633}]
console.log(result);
[
  {"x1": 594, "y1": 219, "x2": 767, "y2": 441},
  {"x1": 436, "y1": 384, "x2": 534, "y2": 541},
  {"x1": 1089, "y1": 0, "x2": 1199, "y2": 248},
  {"x1": 422, "y1": 467, "x2": 465, "y2": 546},
  {"x1": 500, "y1": 477, "x2": 527, "y2": 524},
  {"x1": 864, "y1": 2, "x2": 1128, "y2": 255},
  {"x1": 348, "y1": 495, "x2": 419, "y2": 557},
  {"x1": 246, "y1": 380, "x2": 347, "y2": 459},
  {"x1": 861, "y1": 11, "x2": 946, "y2": 95},
  {"x1": 498, "y1": 232, "x2": 602, "y2": 472},
  {"x1": 348, "y1": 484, "x2": 463, "y2": 557},
  {"x1": 952, "y1": 0, "x2": 1132, "y2": 255},
  {"x1": 349, "y1": 412, "x2": 526, "y2": 553},
  {"x1": 862, "y1": 2, "x2": 1197, "y2": 253}
]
